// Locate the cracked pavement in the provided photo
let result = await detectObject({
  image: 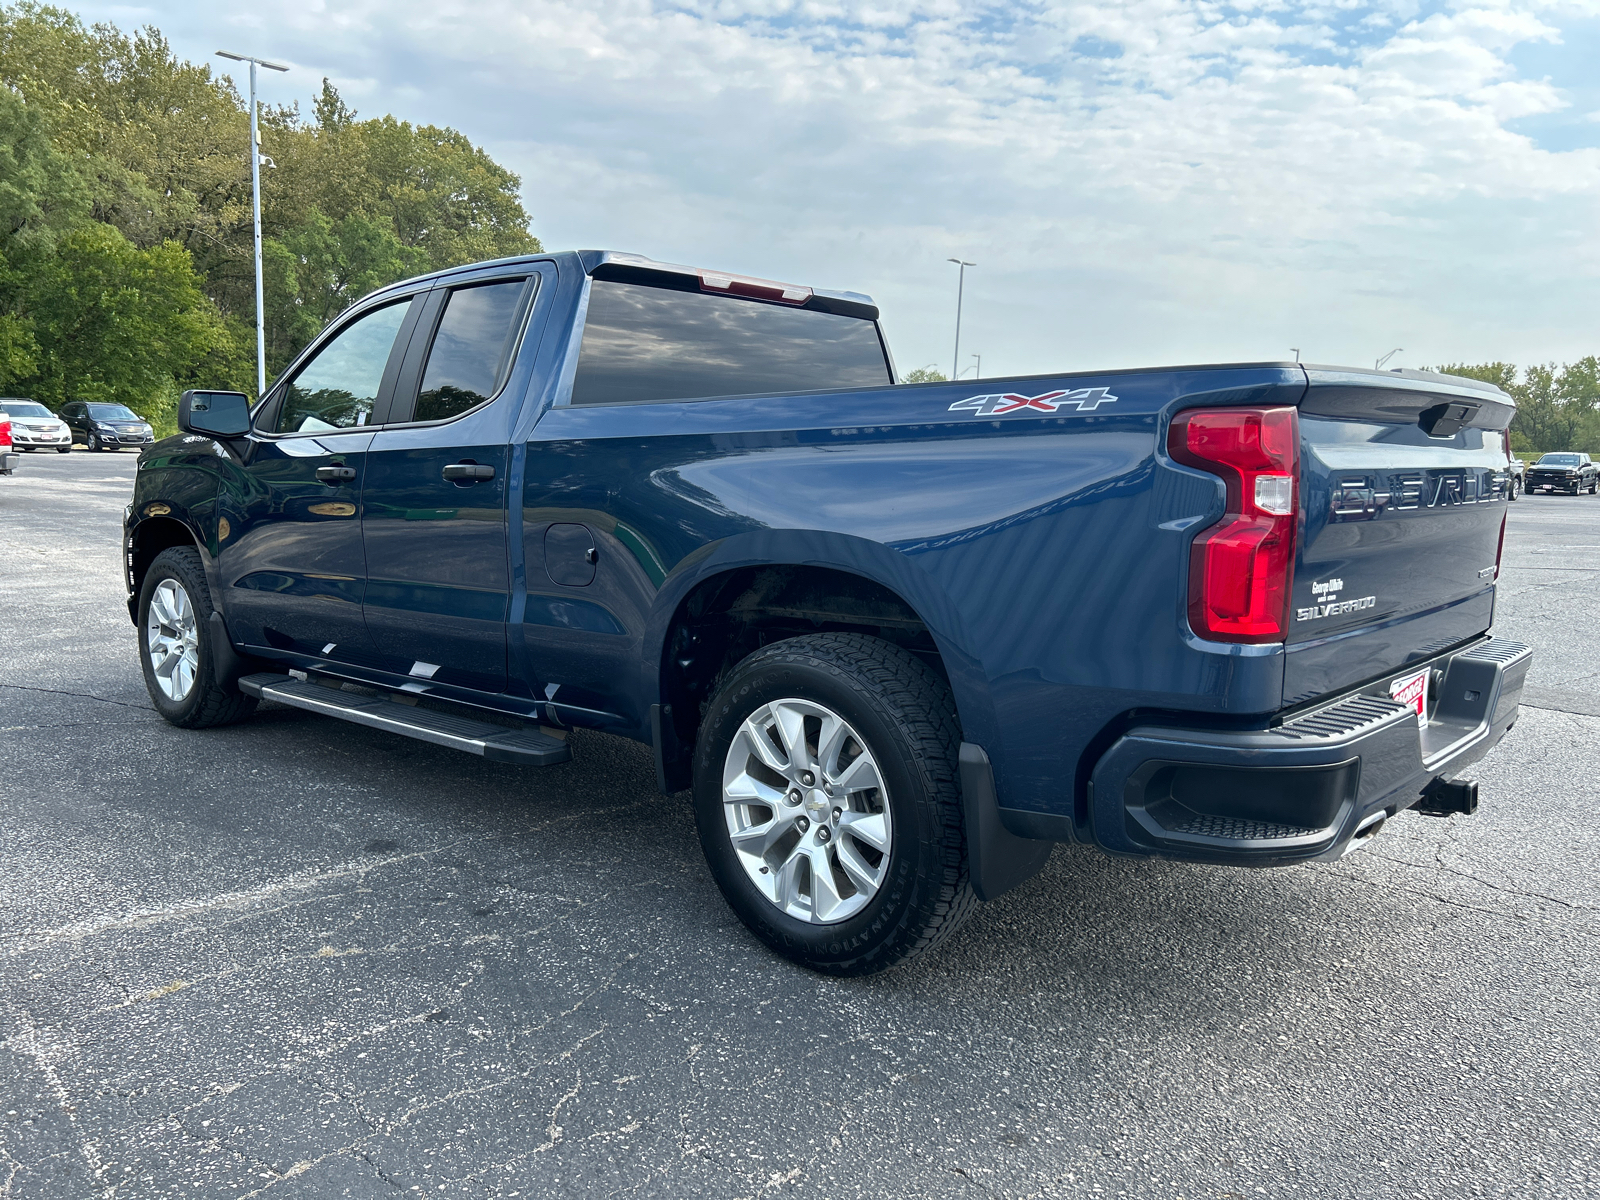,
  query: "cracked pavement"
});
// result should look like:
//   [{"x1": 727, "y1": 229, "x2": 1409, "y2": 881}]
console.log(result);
[{"x1": 2, "y1": 451, "x2": 1598, "y2": 1199}]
